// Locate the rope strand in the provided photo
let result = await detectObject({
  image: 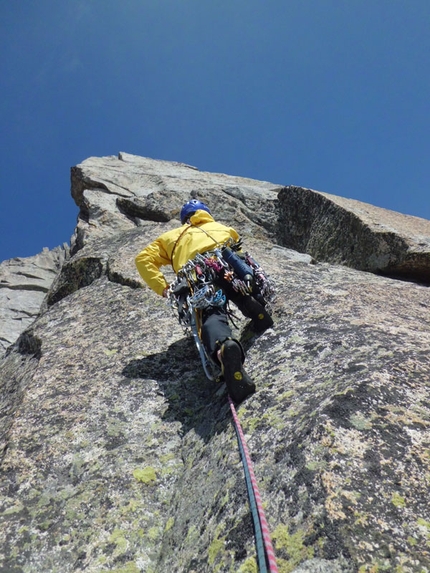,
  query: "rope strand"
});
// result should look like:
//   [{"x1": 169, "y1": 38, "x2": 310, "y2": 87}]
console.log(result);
[{"x1": 228, "y1": 395, "x2": 279, "y2": 572}]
